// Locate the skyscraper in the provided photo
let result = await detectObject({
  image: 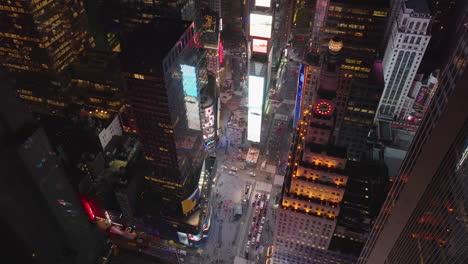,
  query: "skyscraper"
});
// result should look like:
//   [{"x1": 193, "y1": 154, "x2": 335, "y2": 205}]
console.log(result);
[
  {"x1": 312, "y1": 0, "x2": 389, "y2": 160},
  {"x1": 0, "y1": 74, "x2": 104, "y2": 264},
  {"x1": 273, "y1": 42, "x2": 349, "y2": 264},
  {"x1": 358, "y1": 1, "x2": 468, "y2": 262},
  {"x1": 334, "y1": 61, "x2": 385, "y2": 160},
  {"x1": 377, "y1": 0, "x2": 432, "y2": 120},
  {"x1": 0, "y1": 0, "x2": 94, "y2": 115},
  {"x1": 122, "y1": 19, "x2": 207, "y2": 218},
  {"x1": 0, "y1": 0, "x2": 93, "y2": 73},
  {"x1": 320, "y1": 0, "x2": 389, "y2": 69}
]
